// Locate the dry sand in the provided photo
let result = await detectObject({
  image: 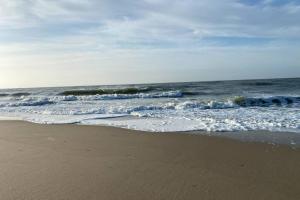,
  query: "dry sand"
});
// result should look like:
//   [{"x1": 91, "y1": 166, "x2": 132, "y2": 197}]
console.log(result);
[{"x1": 0, "y1": 121, "x2": 299, "y2": 200}]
